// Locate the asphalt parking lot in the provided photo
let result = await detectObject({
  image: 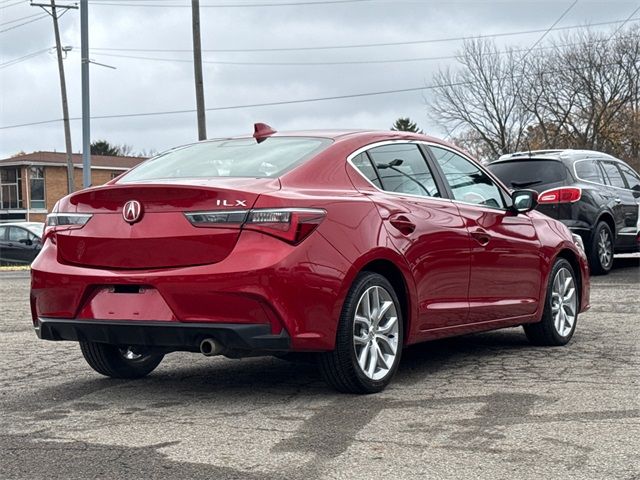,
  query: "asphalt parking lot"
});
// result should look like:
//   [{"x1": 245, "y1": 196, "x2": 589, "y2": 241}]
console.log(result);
[{"x1": 1, "y1": 258, "x2": 638, "y2": 480}]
